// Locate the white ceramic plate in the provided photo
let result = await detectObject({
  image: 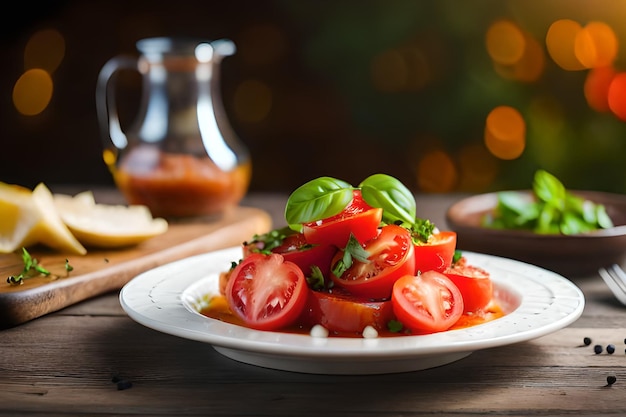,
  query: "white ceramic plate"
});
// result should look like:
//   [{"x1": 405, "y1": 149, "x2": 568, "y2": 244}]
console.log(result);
[{"x1": 119, "y1": 246, "x2": 585, "y2": 375}]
